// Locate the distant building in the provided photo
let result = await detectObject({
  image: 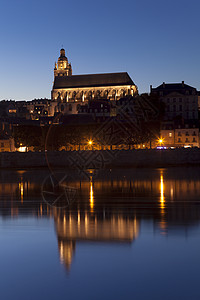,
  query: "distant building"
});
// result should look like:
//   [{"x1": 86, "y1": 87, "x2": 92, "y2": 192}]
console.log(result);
[
  {"x1": 151, "y1": 81, "x2": 200, "y2": 148},
  {"x1": 51, "y1": 48, "x2": 138, "y2": 115},
  {"x1": 151, "y1": 81, "x2": 199, "y2": 121}
]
